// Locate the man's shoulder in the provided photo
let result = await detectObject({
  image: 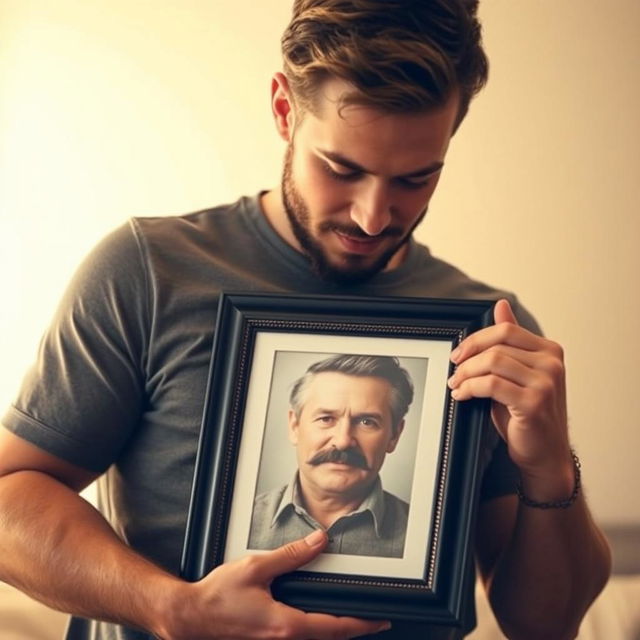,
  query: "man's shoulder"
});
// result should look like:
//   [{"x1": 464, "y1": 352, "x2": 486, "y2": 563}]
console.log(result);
[
  {"x1": 131, "y1": 194, "x2": 257, "y2": 239},
  {"x1": 254, "y1": 484, "x2": 288, "y2": 504},
  {"x1": 382, "y1": 490, "x2": 409, "y2": 531},
  {"x1": 121, "y1": 193, "x2": 278, "y2": 288},
  {"x1": 369, "y1": 489, "x2": 409, "y2": 546},
  {"x1": 249, "y1": 485, "x2": 292, "y2": 547},
  {"x1": 382, "y1": 490, "x2": 409, "y2": 520},
  {"x1": 407, "y1": 242, "x2": 542, "y2": 335},
  {"x1": 72, "y1": 195, "x2": 256, "y2": 282},
  {"x1": 253, "y1": 485, "x2": 289, "y2": 517},
  {"x1": 410, "y1": 242, "x2": 507, "y2": 297}
]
